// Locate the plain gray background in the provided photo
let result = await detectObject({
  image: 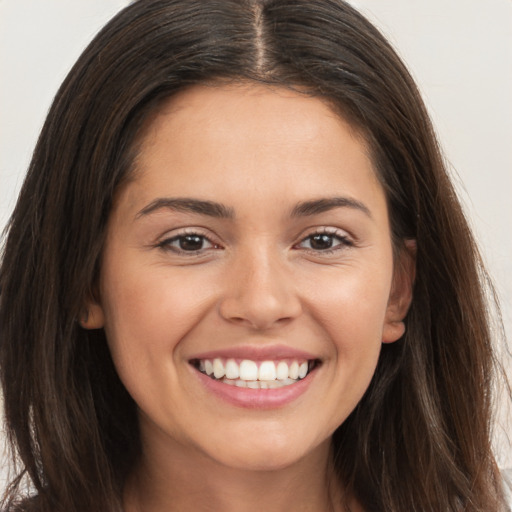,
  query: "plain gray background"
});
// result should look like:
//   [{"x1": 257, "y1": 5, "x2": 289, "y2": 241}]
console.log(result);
[{"x1": 1, "y1": 0, "x2": 511, "y2": 485}]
